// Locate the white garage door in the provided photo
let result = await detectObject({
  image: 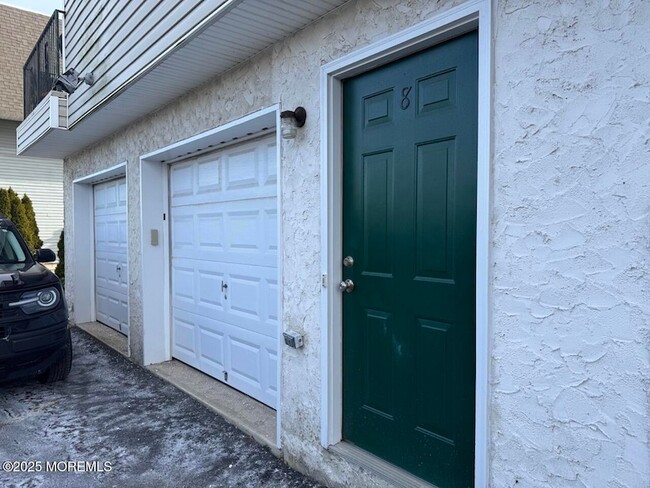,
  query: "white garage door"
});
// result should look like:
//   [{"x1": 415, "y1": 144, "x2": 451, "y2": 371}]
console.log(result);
[
  {"x1": 94, "y1": 178, "x2": 129, "y2": 334},
  {"x1": 170, "y1": 135, "x2": 278, "y2": 408}
]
